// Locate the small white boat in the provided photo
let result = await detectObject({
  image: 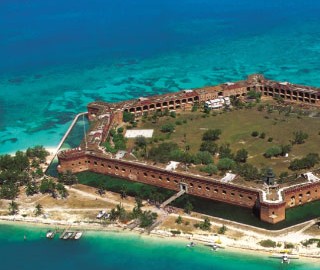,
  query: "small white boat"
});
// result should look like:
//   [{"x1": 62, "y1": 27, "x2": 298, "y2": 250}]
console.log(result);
[
  {"x1": 282, "y1": 254, "x2": 290, "y2": 264},
  {"x1": 74, "y1": 232, "x2": 83, "y2": 240},
  {"x1": 63, "y1": 232, "x2": 73, "y2": 240},
  {"x1": 46, "y1": 231, "x2": 55, "y2": 239},
  {"x1": 187, "y1": 242, "x2": 196, "y2": 248}
]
